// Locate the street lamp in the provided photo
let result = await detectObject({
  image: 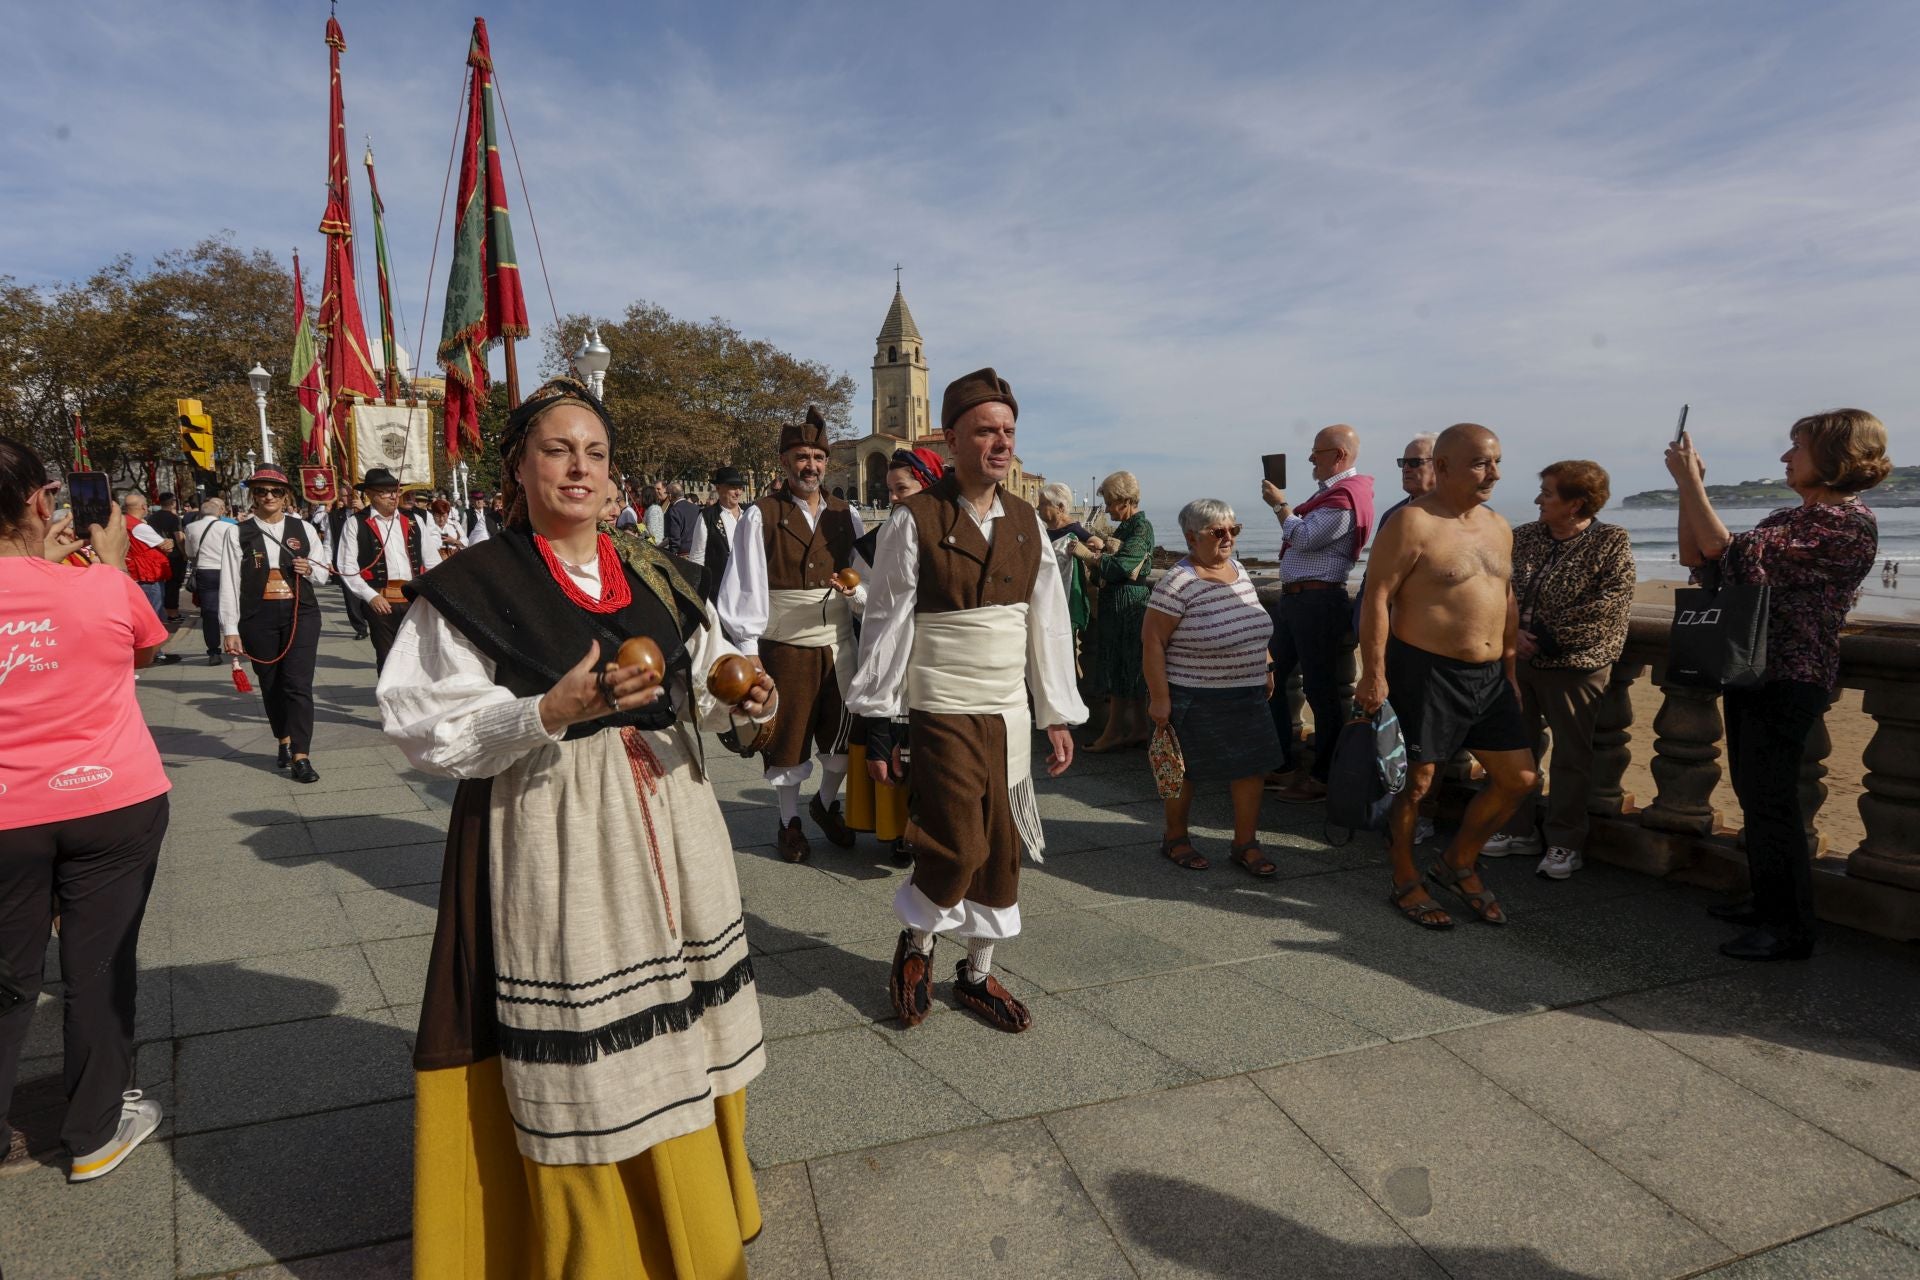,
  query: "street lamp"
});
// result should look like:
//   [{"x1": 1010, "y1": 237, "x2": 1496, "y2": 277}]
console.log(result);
[
  {"x1": 572, "y1": 328, "x2": 611, "y2": 400},
  {"x1": 248, "y1": 362, "x2": 274, "y2": 465}
]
